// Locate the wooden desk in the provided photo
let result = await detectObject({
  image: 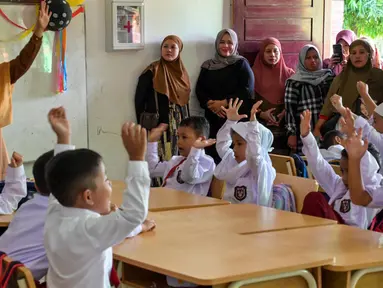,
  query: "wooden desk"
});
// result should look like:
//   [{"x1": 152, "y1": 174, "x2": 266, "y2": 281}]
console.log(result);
[
  {"x1": 0, "y1": 214, "x2": 13, "y2": 227},
  {"x1": 114, "y1": 229, "x2": 332, "y2": 287},
  {"x1": 146, "y1": 204, "x2": 337, "y2": 235},
  {"x1": 111, "y1": 181, "x2": 229, "y2": 212}
]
